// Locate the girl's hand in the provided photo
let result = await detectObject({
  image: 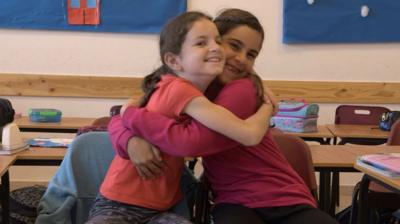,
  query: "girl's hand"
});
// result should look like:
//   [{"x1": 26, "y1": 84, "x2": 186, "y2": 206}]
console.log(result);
[
  {"x1": 120, "y1": 98, "x2": 138, "y2": 116},
  {"x1": 249, "y1": 68, "x2": 279, "y2": 115},
  {"x1": 263, "y1": 86, "x2": 279, "y2": 116},
  {"x1": 126, "y1": 136, "x2": 165, "y2": 180}
]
